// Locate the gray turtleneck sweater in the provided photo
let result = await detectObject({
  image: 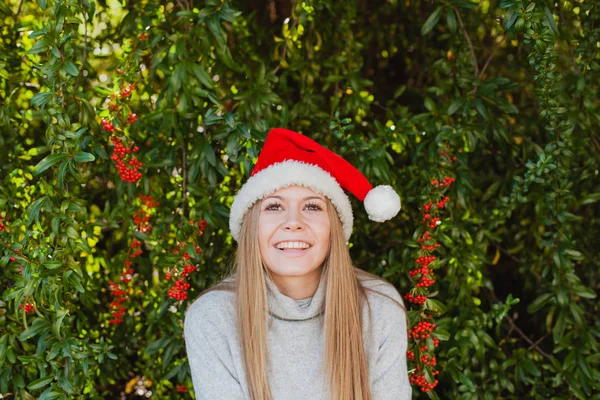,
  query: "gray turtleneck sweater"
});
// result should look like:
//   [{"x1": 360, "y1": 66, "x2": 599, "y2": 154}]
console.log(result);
[{"x1": 184, "y1": 268, "x2": 411, "y2": 399}]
